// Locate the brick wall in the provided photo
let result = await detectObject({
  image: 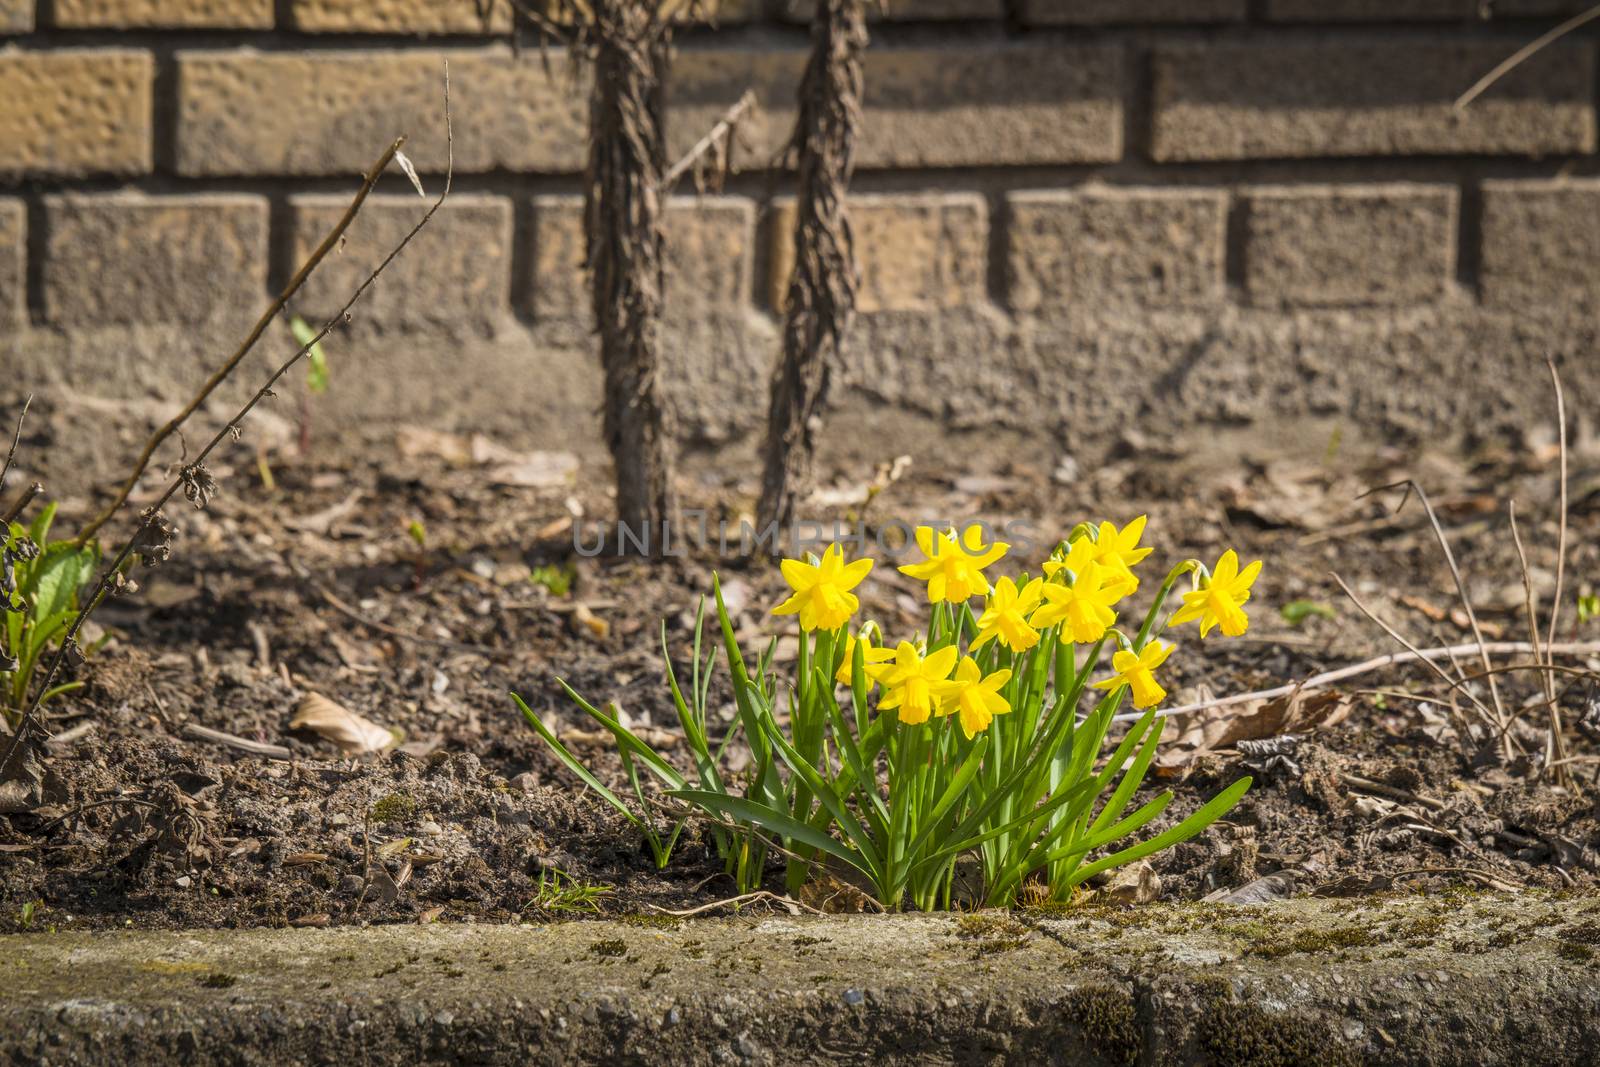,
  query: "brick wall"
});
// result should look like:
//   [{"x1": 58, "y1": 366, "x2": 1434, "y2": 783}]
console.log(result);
[{"x1": 3, "y1": 0, "x2": 1599, "y2": 467}]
